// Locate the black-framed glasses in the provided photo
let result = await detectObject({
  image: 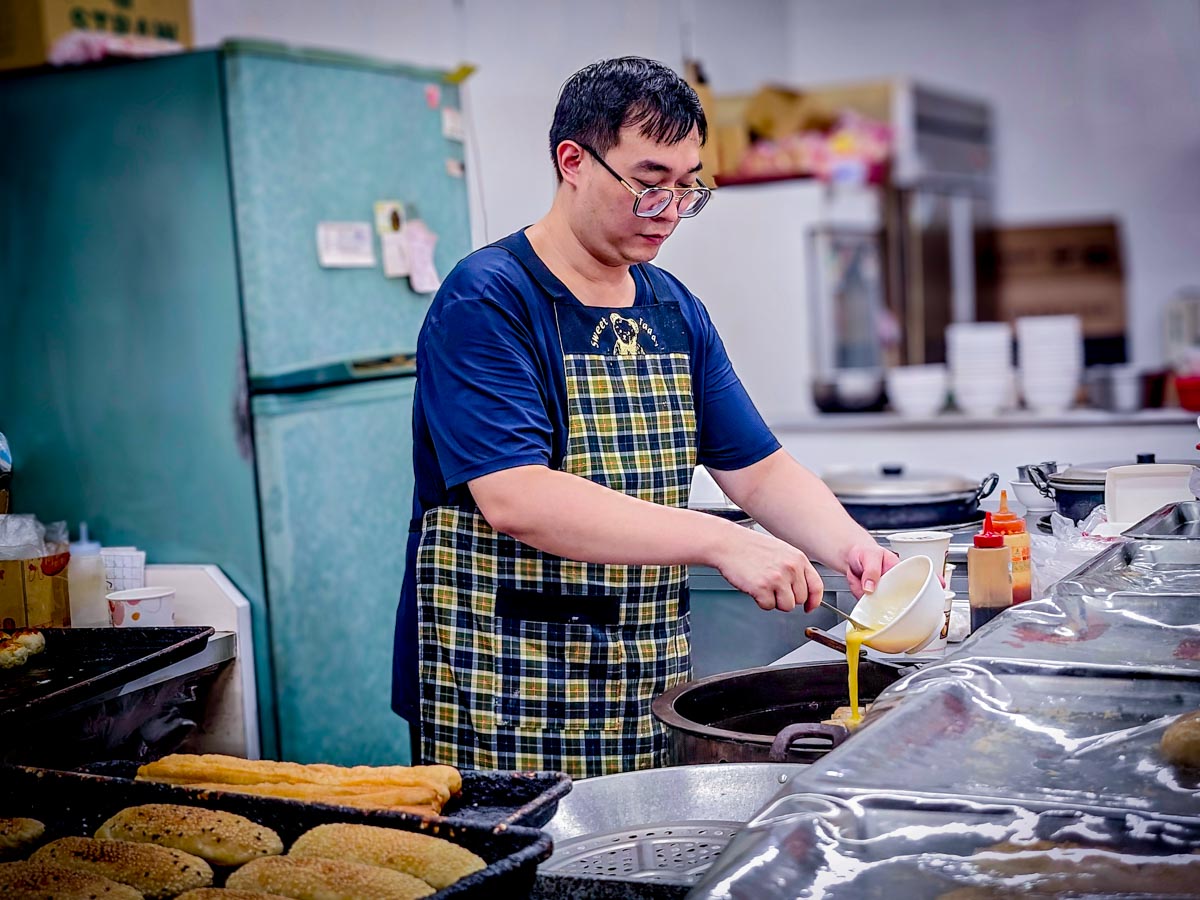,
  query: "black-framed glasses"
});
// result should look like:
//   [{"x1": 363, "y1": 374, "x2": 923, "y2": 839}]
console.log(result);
[{"x1": 580, "y1": 143, "x2": 711, "y2": 219}]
